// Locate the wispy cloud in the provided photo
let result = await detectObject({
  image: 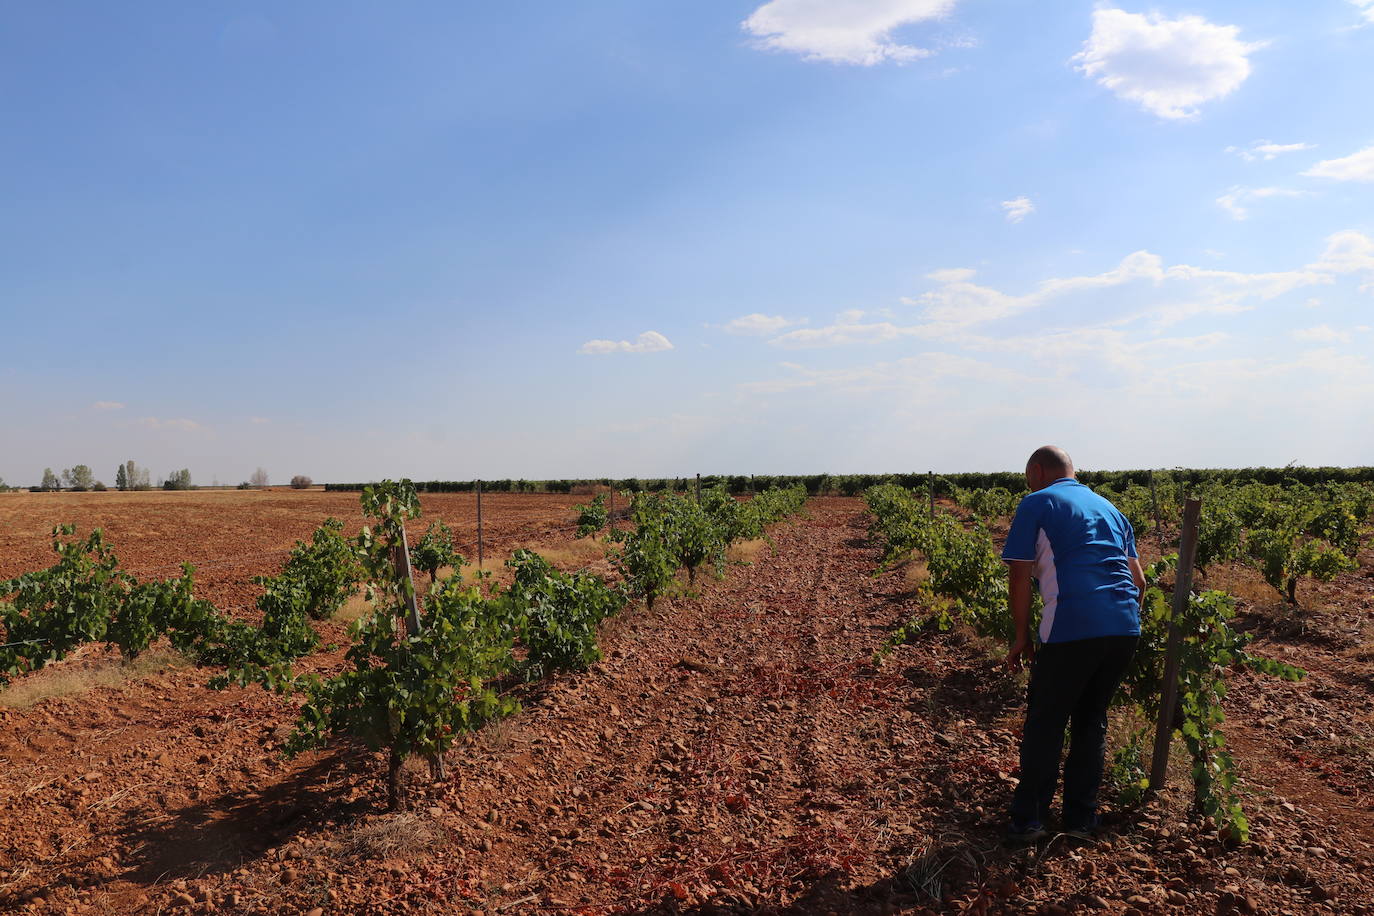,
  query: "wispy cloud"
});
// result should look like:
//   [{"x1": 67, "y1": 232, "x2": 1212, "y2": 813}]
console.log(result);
[
  {"x1": 717, "y1": 313, "x2": 807, "y2": 336},
  {"x1": 763, "y1": 231, "x2": 1374, "y2": 351},
  {"x1": 1310, "y1": 230, "x2": 1374, "y2": 290},
  {"x1": 1226, "y1": 140, "x2": 1314, "y2": 162},
  {"x1": 1215, "y1": 186, "x2": 1304, "y2": 220},
  {"x1": 742, "y1": 0, "x2": 959, "y2": 65},
  {"x1": 92, "y1": 401, "x2": 125, "y2": 410},
  {"x1": 578, "y1": 331, "x2": 674, "y2": 355},
  {"x1": 1303, "y1": 145, "x2": 1374, "y2": 183},
  {"x1": 1073, "y1": 9, "x2": 1263, "y2": 119},
  {"x1": 137, "y1": 417, "x2": 203, "y2": 432},
  {"x1": 769, "y1": 319, "x2": 921, "y2": 350},
  {"x1": 926, "y1": 268, "x2": 975, "y2": 283},
  {"x1": 1351, "y1": 0, "x2": 1374, "y2": 24},
  {"x1": 741, "y1": 352, "x2": 1032, "y2": 395},
  {"x1": 1293, "y1": 324, "x2": 1351, "y2": 344},
  {"x1": 1002, "y1": 196, "x2": 1034, "y2": 223},
  {"x1": 249, "y1": 416, "x2": 270, "y2": 425}
]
